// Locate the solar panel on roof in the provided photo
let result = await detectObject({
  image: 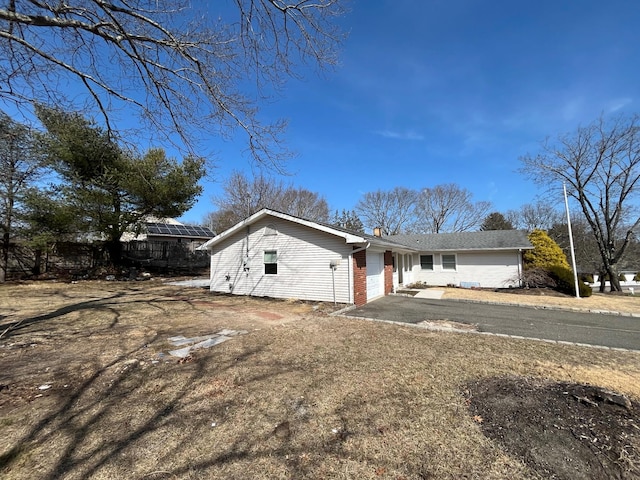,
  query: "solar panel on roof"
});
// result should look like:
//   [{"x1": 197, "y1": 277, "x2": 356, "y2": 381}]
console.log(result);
[{"x1": 145, "y1": 222, "x2": 214, "y2": 238}]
